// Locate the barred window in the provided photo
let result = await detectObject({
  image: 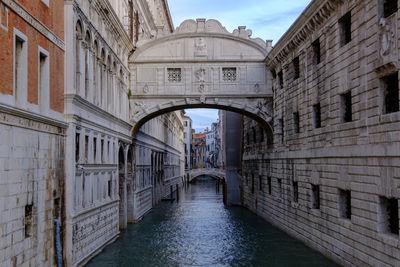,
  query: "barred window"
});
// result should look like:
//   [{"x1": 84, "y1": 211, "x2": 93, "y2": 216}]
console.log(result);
[
  {"x1": 167, "y1": 68, "x2": 182, "y2": 82},
  {"x1": 222, "y1": 67, "x2": 237, "y2": 81}
]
